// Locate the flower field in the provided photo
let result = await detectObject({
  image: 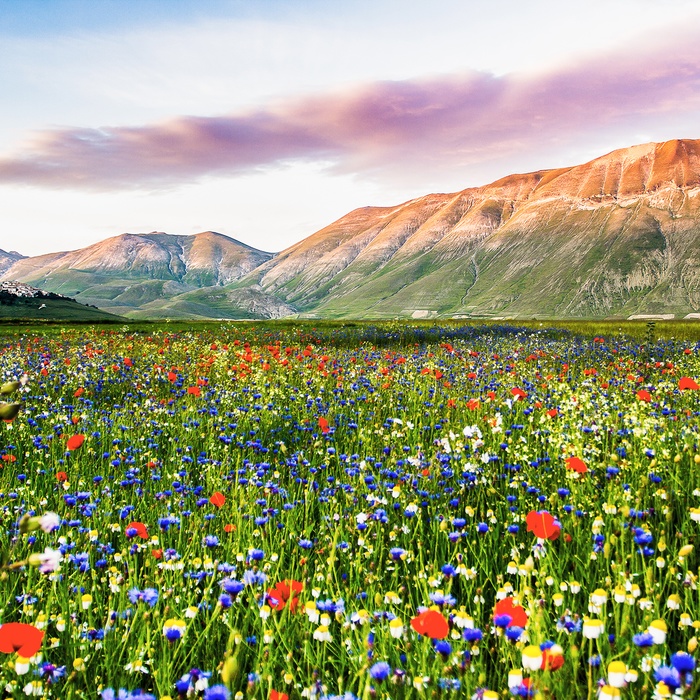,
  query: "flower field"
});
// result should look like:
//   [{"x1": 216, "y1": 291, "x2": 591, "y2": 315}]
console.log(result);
[{"x1": 0, "y1": 321, "x2": 699, "y2": 700}]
